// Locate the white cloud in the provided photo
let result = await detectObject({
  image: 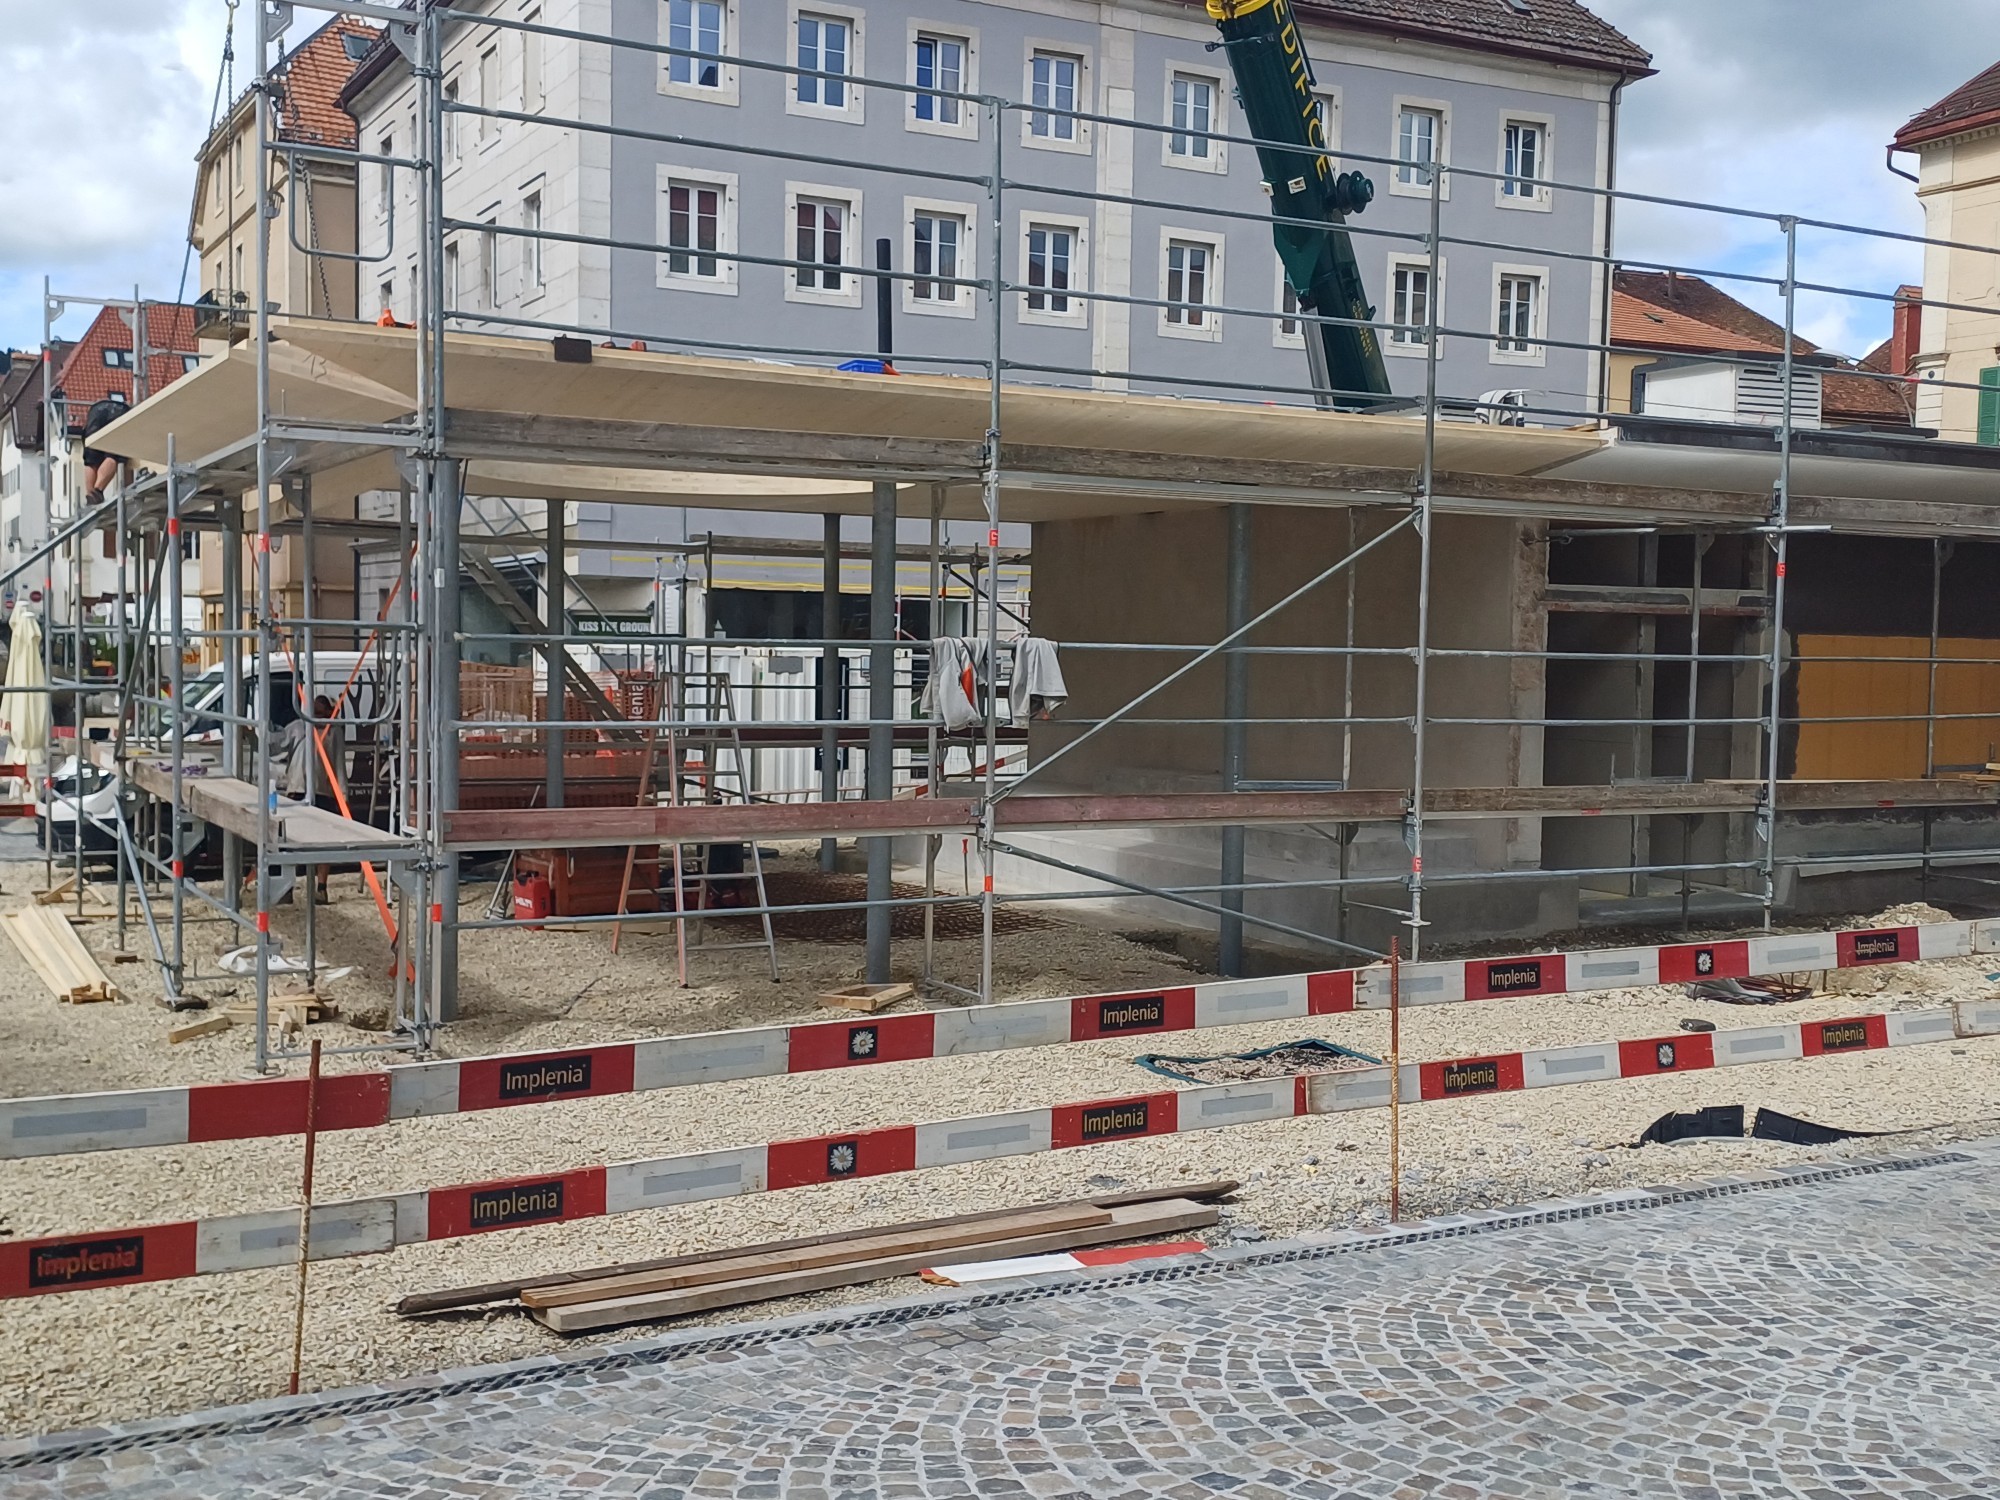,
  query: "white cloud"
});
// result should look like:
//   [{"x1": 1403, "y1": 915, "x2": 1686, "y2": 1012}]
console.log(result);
[
  {"x1": 1591, "y1": 0, "x2": 2000, "y2": 358},
  {"x1": 0, "y1": 0, "x2": 226, "y2": 345}
]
